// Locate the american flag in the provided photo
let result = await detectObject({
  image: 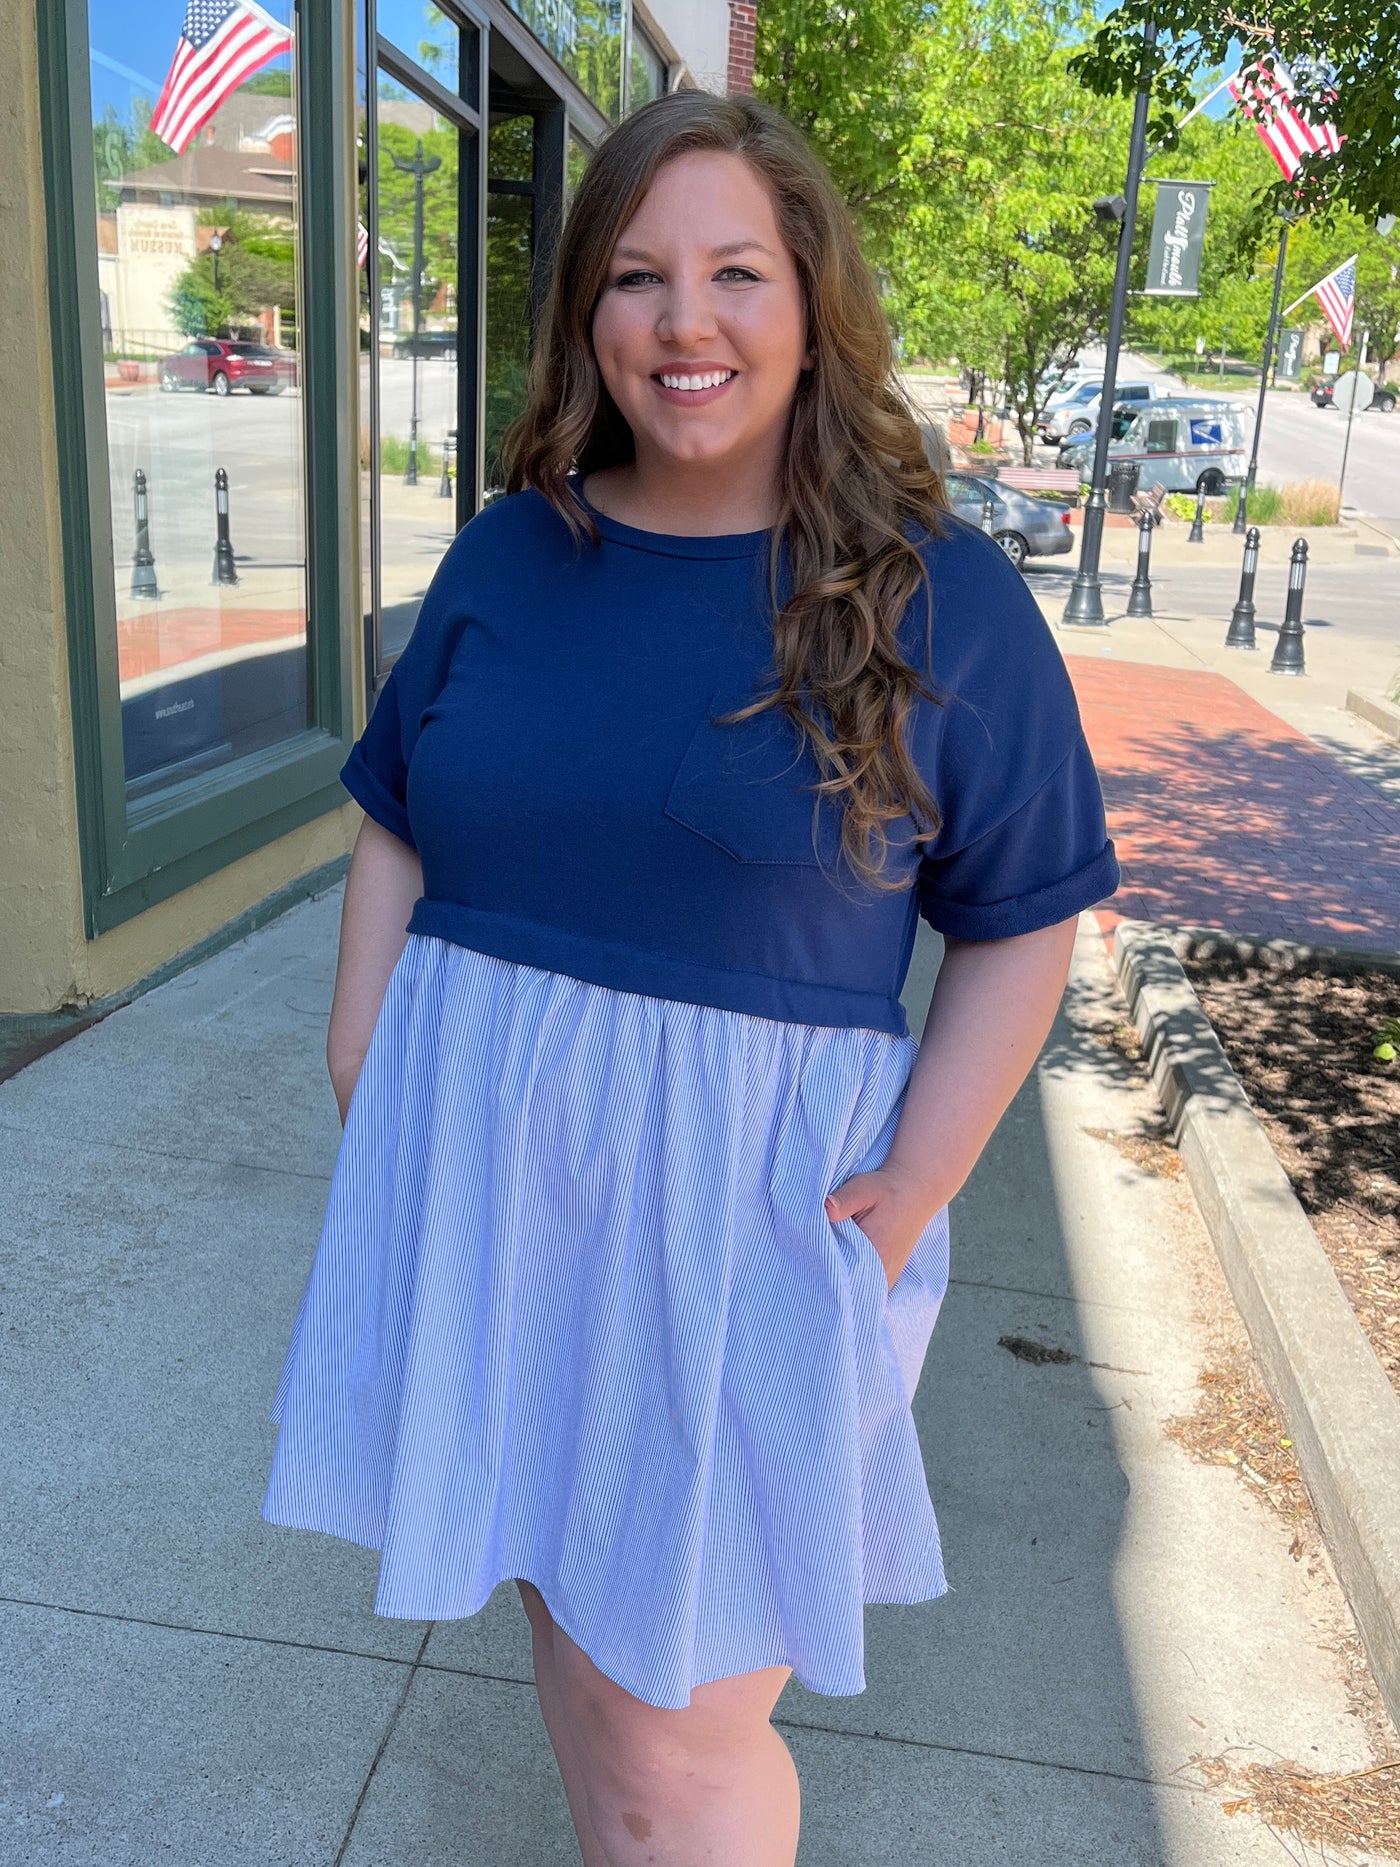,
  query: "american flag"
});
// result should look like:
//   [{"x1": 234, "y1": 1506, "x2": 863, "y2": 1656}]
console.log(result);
[
  {"x1": 356, "y1": 220, "x2": 370, "y2": 269},
  {"x1": 1226, "y1": 61, "x2": 1342, "y2": 181},
  {"x1": 150, "y1": 0, "x2": 293, "y2": 155},
  {"x1": 1311, "y1": 255, "x2": 1357, "y2": 348}
]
